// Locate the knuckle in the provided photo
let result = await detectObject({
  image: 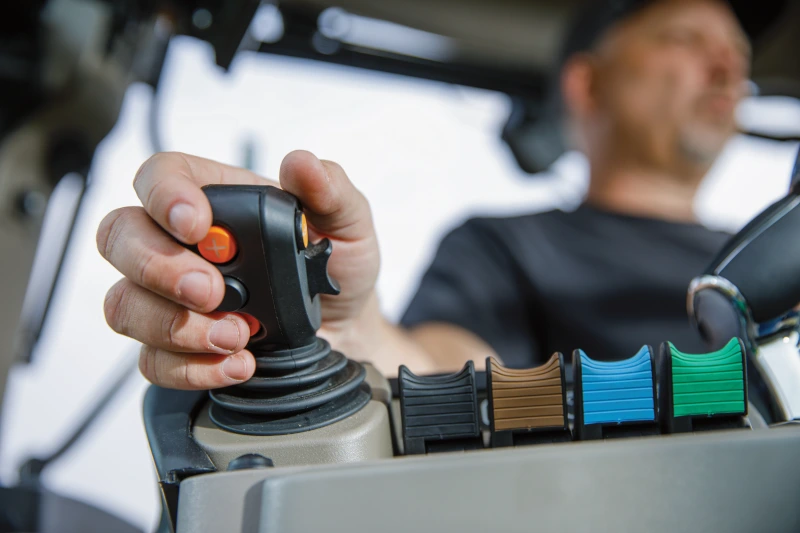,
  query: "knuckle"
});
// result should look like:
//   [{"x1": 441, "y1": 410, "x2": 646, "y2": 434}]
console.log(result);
[
  {"x1": 143, "y1": 177, "x2": 169, "y2": 213},
  {"x1": 134, "y1": 247, "x2": 160, "y2": 288},
  {"x1": 161, "y1": 307, "x2": 189, "y2": 349},
  {"x1": 322, "y1": 159, "x2": 345, "y2": 175},
  {"x1": 104, "y1": 281, "x2": 133, "y2": 335},
  {"x1": 283, "y1": 149, "x2": 309, "y2": 166},
  {"x1": 97, "y1": 208, "x2": 130, "y2": 261},
  {"x1": 183, "y1": 364, "x2": 205, "y2": 390},
  {"x1": 134, "y1": 153, "x2": 184, "y2": 213},
  {"x1": 281, "y1": 150, "x2": 314, "y2": 181},
  {"x1": 138, "y1": 345, "x2": 157, "y2": 384},
  {"x1": 133, "y1": 152, "x2": 170, "y2": 188},
  {"x1": 356, "y1": 189, "x2": 372, "y2": 212}
]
